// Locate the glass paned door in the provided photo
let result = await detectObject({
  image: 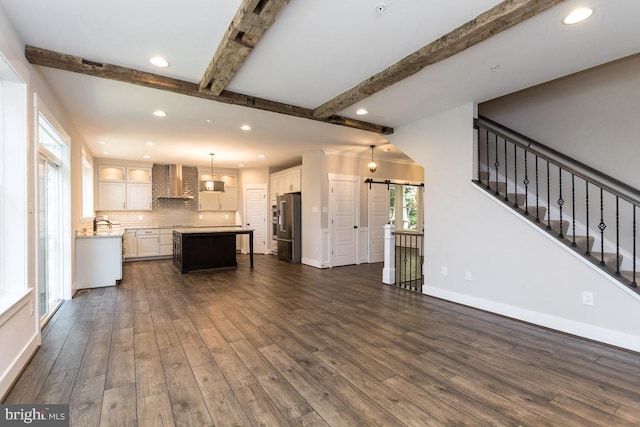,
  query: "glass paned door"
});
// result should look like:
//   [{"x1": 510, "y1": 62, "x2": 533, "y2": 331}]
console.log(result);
[{"x1": 38, "y1": 155, "x2": 62, "y2": 322}]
